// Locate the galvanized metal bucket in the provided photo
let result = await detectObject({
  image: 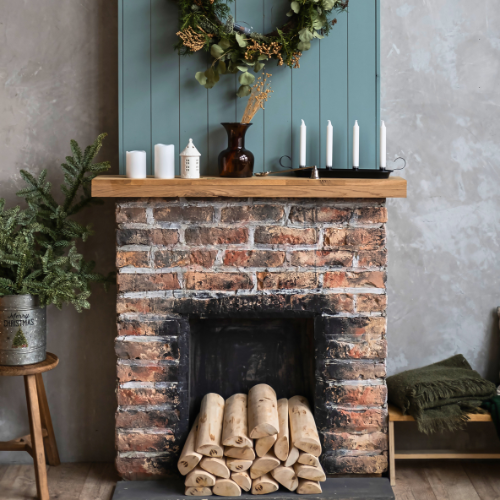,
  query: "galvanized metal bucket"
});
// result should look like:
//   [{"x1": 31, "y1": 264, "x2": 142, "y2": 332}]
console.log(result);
[{"x1": 0, "y1": 295, "x2": 46, "y2": 366}]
